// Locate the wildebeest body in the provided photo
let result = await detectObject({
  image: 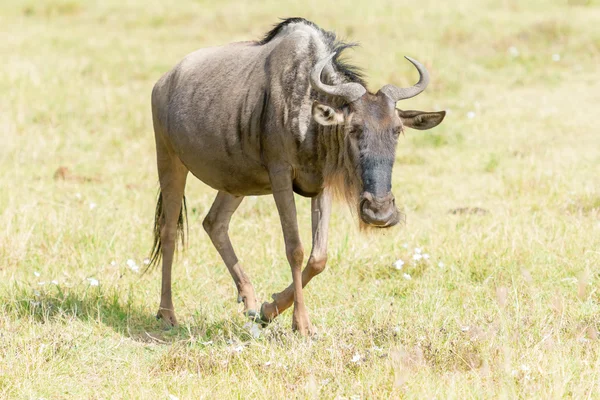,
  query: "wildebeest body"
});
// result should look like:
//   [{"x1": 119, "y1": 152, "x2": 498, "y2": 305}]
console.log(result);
[{"x1": 149, "y1": 18, "x2": 446, "y2": 335}]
